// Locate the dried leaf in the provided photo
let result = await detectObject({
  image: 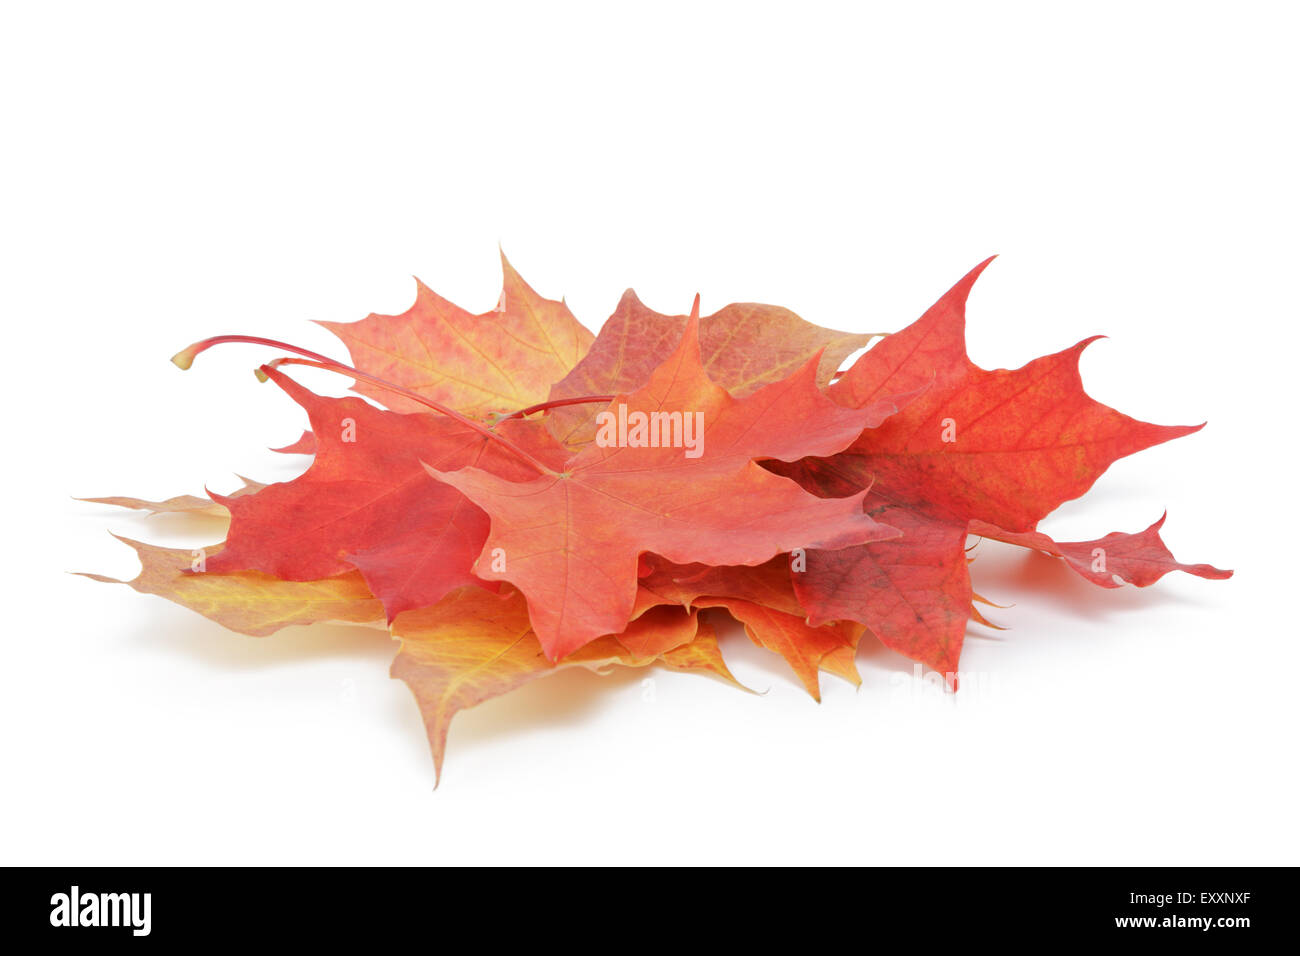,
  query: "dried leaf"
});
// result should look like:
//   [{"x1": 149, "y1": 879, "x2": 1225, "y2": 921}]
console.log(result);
[
  {"x1": 970, "y1": 515, "x2": 1232, "y2": 587},
  {"x1": 830, "y1": 259, "x2": 1201, "y2": 531},
  {"x1": 80, "y1": 536, "x2": 383, "y2": 636},
  {"x1": 428, "y1": 311, "x2": 901, "y2": 660},
  {"x1": 83, "y1": 256, "x2": 1231, "y2": 780},
  {"x1": 320, "y1": 253, "x2": 593, "y2": 418},
  {"x1": 547, "y1": 288, "x2": 878, "y2": 446}
]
